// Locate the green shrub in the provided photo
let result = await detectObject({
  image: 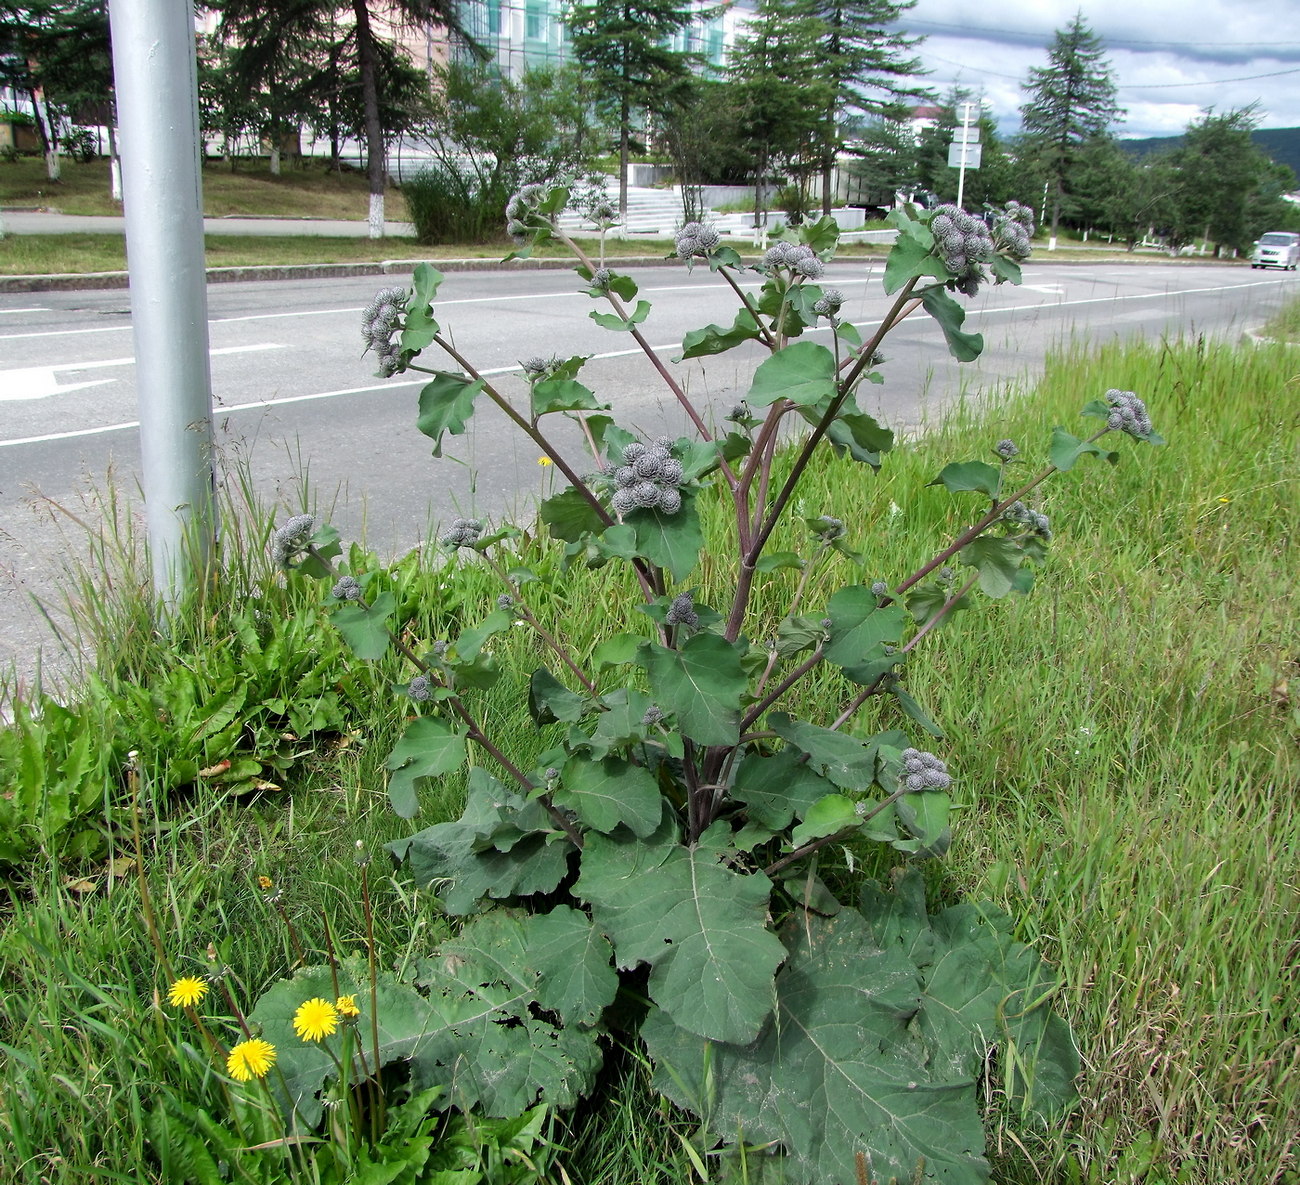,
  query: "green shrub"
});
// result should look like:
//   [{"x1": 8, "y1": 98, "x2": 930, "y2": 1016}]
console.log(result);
[{"x1": 400, "y1": 166, "x2": 506, "y2": 245}]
